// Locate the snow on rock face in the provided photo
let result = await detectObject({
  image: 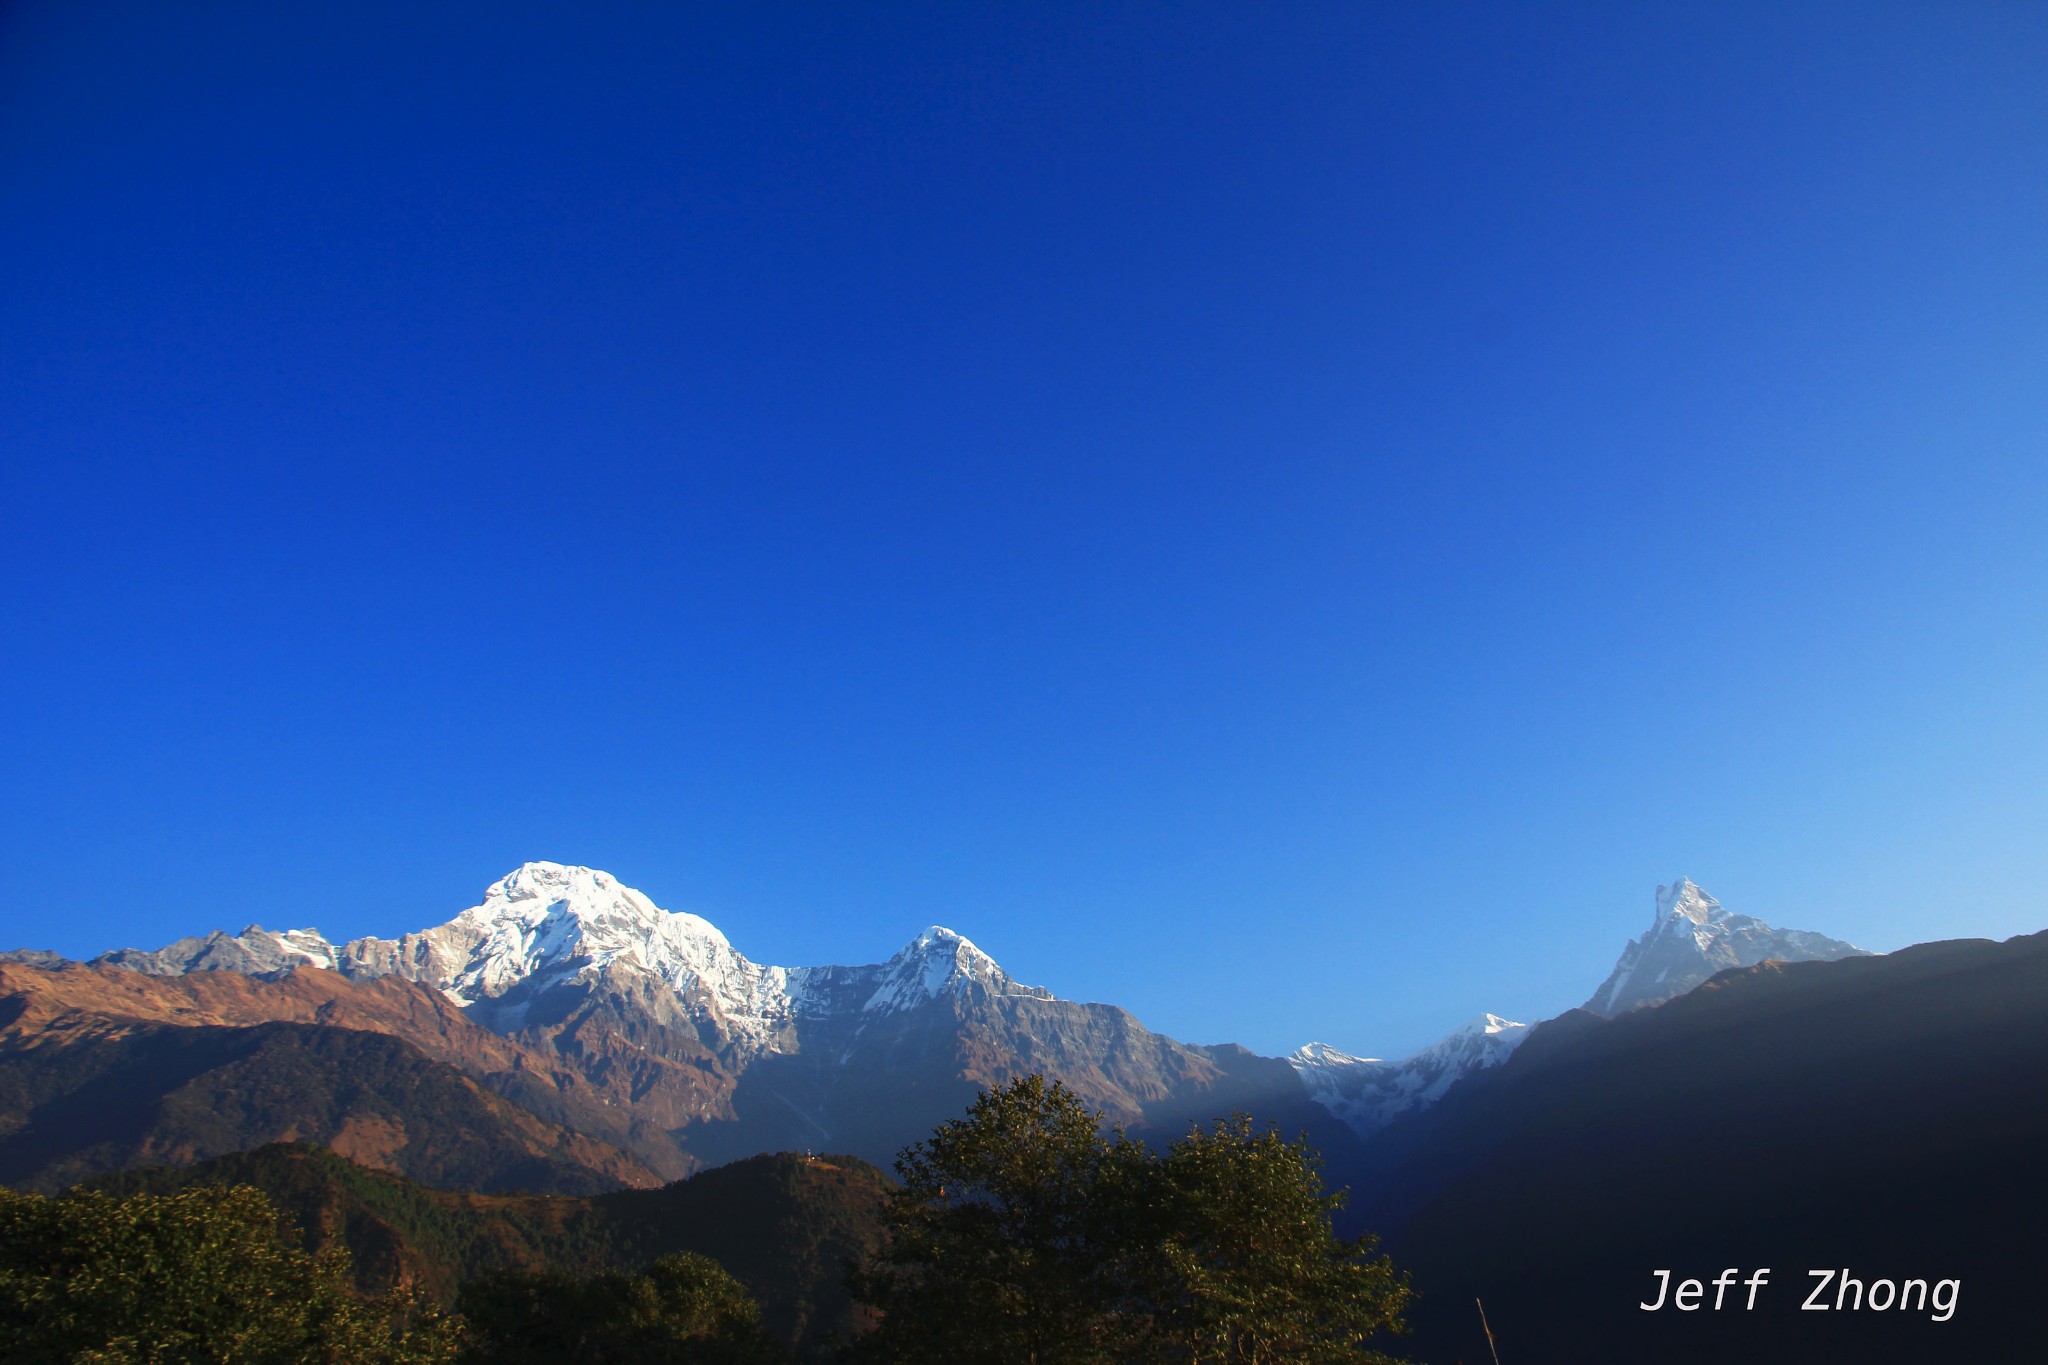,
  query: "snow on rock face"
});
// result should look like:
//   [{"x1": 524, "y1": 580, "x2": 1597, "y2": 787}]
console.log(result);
[
  {"x1": 1289, "y1": 1012, "x2": 1529, "y2": 1138},
  {"x1": 93, "y1": 924, "x2": 342, "y2": 977},
  {"x1": 857, "y1": 927, "x2": 1053, "y2": 1014},
  {"x1": 272, "y1": 928, "x2": 340, "y2": 968},
  {"x1": 356, "y1": 862, "x2": 808, "y2": 1051},
  {"x1": 1583, "y1": 877, "x2": 1869, "y2": 1017},
  {"x1": 433, "y1": 863, "x2": 745, "y2": 1001},
  {"x1": 133, "y1": 862, "x2": 1060, "y2": 1056}
]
